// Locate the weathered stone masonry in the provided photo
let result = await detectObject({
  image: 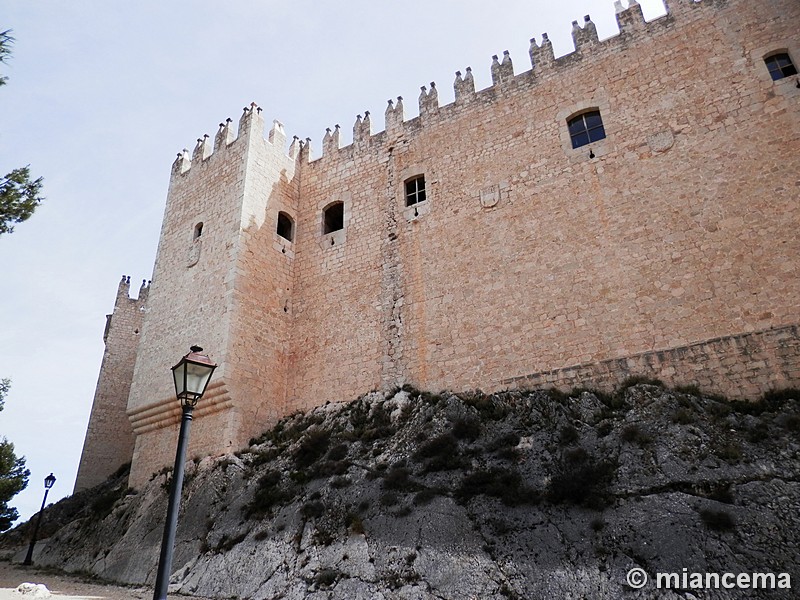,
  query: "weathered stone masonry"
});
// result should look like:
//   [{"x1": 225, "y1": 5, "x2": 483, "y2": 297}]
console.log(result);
[
  {"x1": 74, "y1": 276, "x2": 147, "y2": 491},
  {"x1": 76, "y1": 0, "x2": 800, "y2": 489}
]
